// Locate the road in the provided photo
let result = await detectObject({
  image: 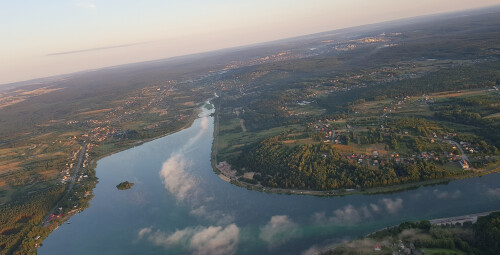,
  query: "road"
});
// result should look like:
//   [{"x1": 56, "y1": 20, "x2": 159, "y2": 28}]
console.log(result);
[
  {"x1": 41, "y1": 143, "x2": 88, "y2": 225},
  {"x1": 239, "y1": 119, "x2": 247, "y2": 132},
  {"x1": 430, "y1": 211, "x2": 494, "y2": 225},
  {"x1": 65, "y1": 143, "x2": 88, "y2": 196},
  {"x1": 364, "y1": 211, "x2": 496, "y2": 238},
  {"x1": 446, "y1": 140, "x2": 469, "y2": 162}
]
